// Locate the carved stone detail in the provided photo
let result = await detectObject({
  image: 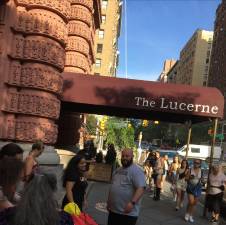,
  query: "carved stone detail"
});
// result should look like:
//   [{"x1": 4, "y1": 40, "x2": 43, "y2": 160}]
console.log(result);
[
  {"x1": 68, "y1": 21, "x2": 91, "y2": 42},
  {"x1": 12, "y1": 35, "x2": 25, "y2": 58},
  {"x1": 8, "y1": 62, "x2": 63, "y2": 94},
  {"x1": 5, "y1": 91, "x2": 19, "y2": 113},
  {"x1": 0, "y1": 0, "x2": 99, "y2": 146},
  {"x1": 0, "y1": 29, "x2": 3, "y2": 55},
  {"x1": 4, "y1": 91, "x2": 60, "y2": 119},
  {"x1": 64, "y1": 67, "x2": 85, "y2": 73},
  {"x1": 5, "y1": 119, "x2": 16, "y2": 140},
  {"x1": 65, "y1": 52, "x2": 90, "y2": 72},
  {"x1": 1, "y1": 118, "x2": 58, "y2": 144},
  {"x1": 70, "y1": 5, "x2": 92, "y2": 26},
  {"x1": 70, "y1": 0, "x2": 93, "y2": 12},
  {"x1": 0, "y1": 4, "x2": 7, "y2": 25},
  {"x1": 14, "y1": 0, "x2": 71, "y2": 21},
  {"x1": 15, "y1": 118, "x2": 58, "y2": 144},
  {"x1": 10, "y1": 36, "x2": 65, "y2": 71},
  {"x1": 14, "y1": 9, "x2": 68, "y2": 45},
  {"x1": 66, "y1": 36, "x2": 89, "y2": 56}
]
